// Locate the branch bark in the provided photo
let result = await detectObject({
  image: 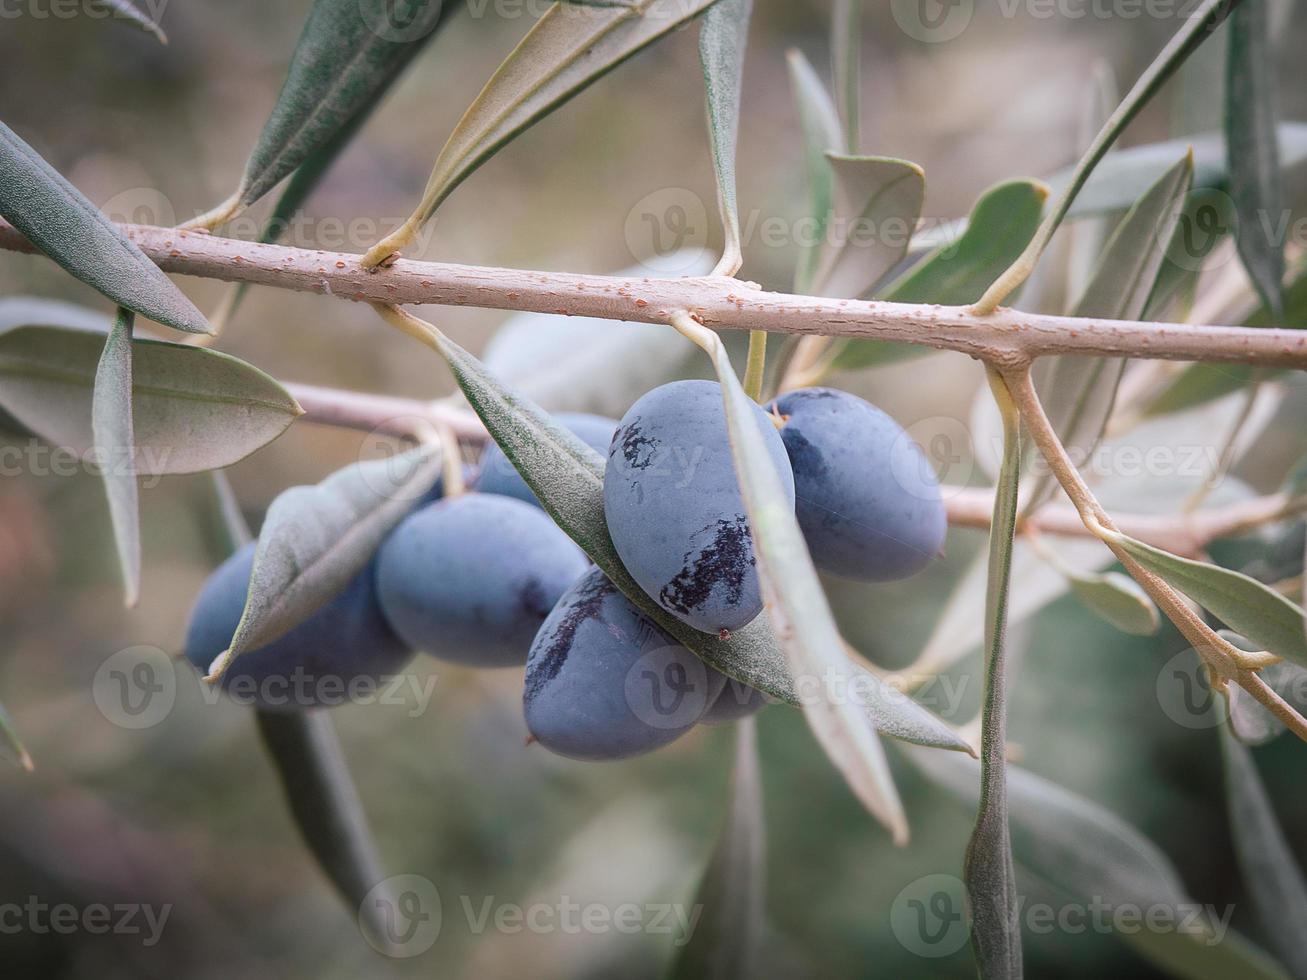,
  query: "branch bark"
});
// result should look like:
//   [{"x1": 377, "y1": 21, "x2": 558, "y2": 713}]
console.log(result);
[{"x1": 4, "y1": 220, "x2": 1307, "y2": 368}]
